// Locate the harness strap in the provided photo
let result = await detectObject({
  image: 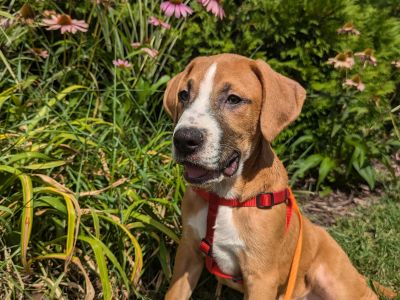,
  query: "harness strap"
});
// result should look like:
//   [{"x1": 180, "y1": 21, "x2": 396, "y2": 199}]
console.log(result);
[
  {"x1": 195, "y1": 188, "x2": 289, "y2": 209},
  {"x1": 195, "y1": 187, "x2": 303, "y2": 300},
  {"x1": 283, "y1": 188, "x2": 303, "y2": 300}
]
